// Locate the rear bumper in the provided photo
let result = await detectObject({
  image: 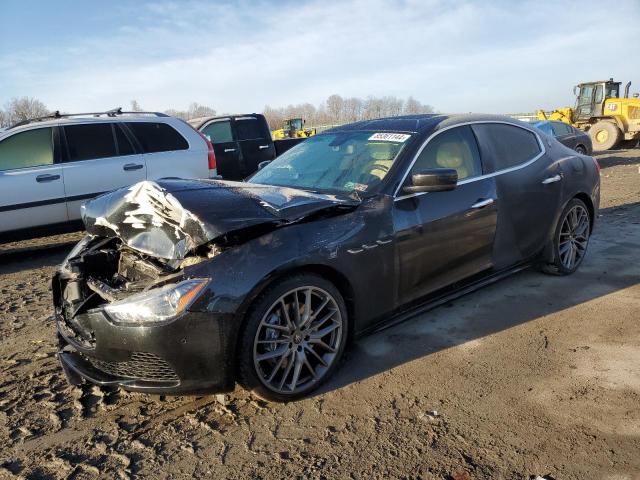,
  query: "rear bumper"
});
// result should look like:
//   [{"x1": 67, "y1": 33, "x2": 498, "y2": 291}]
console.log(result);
[{"x1": 56, "y1": 309, "x2": 236, "y2": 394}]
